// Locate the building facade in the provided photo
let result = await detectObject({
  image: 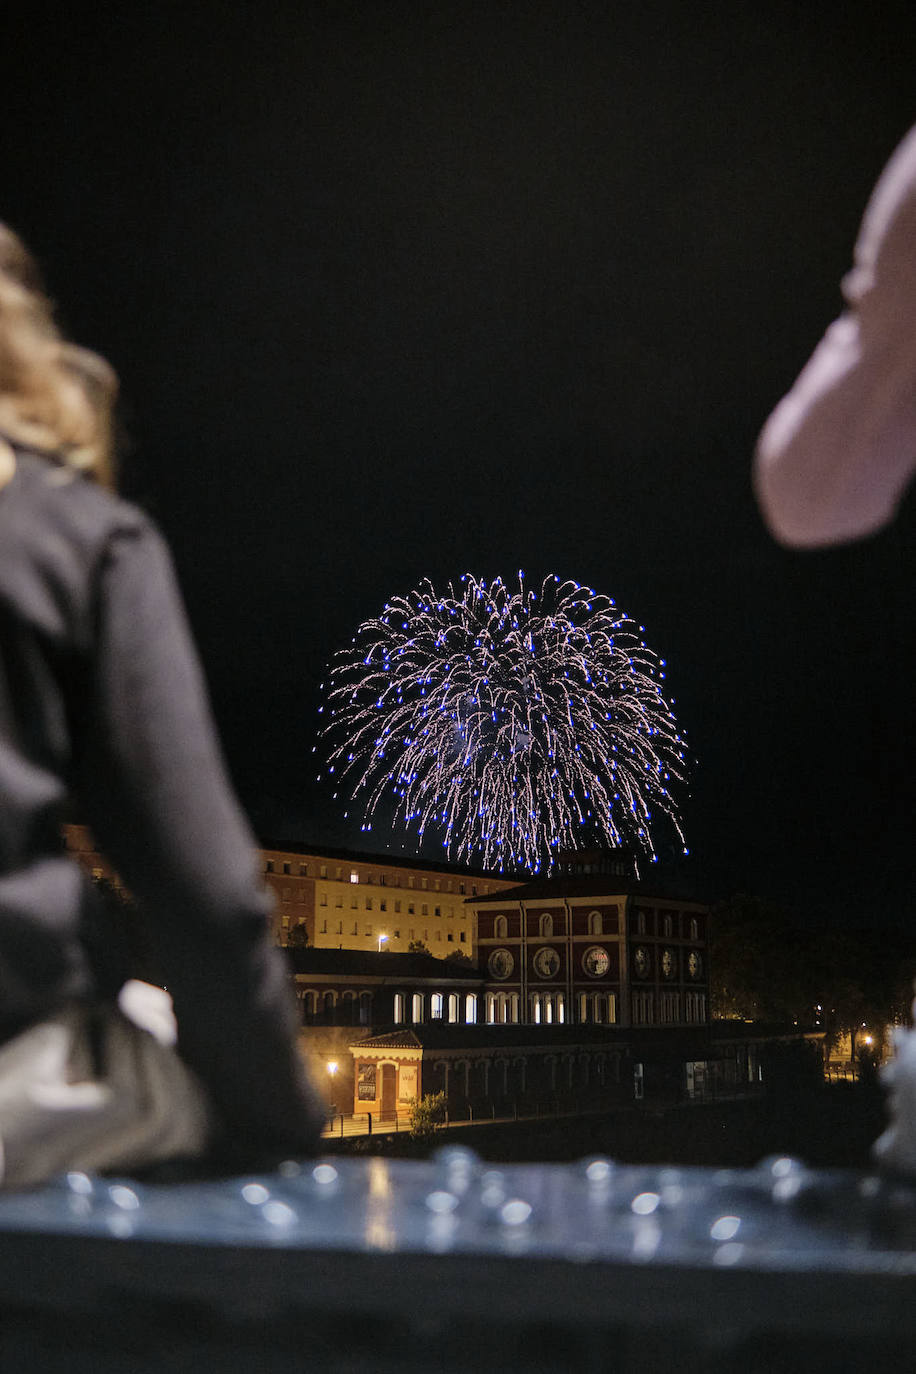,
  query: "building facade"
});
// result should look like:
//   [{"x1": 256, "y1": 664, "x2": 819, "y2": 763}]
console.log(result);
[
  {"x1": 260, "y1": 841, "x2": 517, "y2": 955},
  {"x1": 63, "y1": 825, "x2": 517, "y2": 956},
  {"x1": 285, "y1": 946, "x2": 484, "y2": 1113},
  {"x1": 471, "y1": 870, "x2": 709, "y2": 1030}
]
